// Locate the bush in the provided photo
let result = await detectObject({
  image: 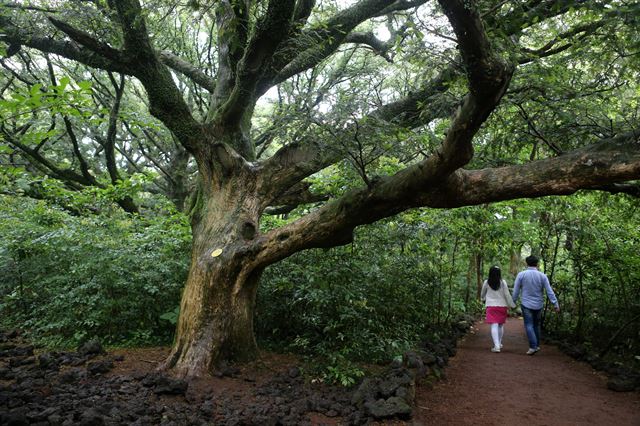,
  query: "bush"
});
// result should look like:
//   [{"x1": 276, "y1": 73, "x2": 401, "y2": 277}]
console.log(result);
[
  {"x1": 0, "y1": 195, "x2": 190, "y2": 347},
  {"x1": 256, "y1": 219, "x2": 471, "y2": 383}
]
